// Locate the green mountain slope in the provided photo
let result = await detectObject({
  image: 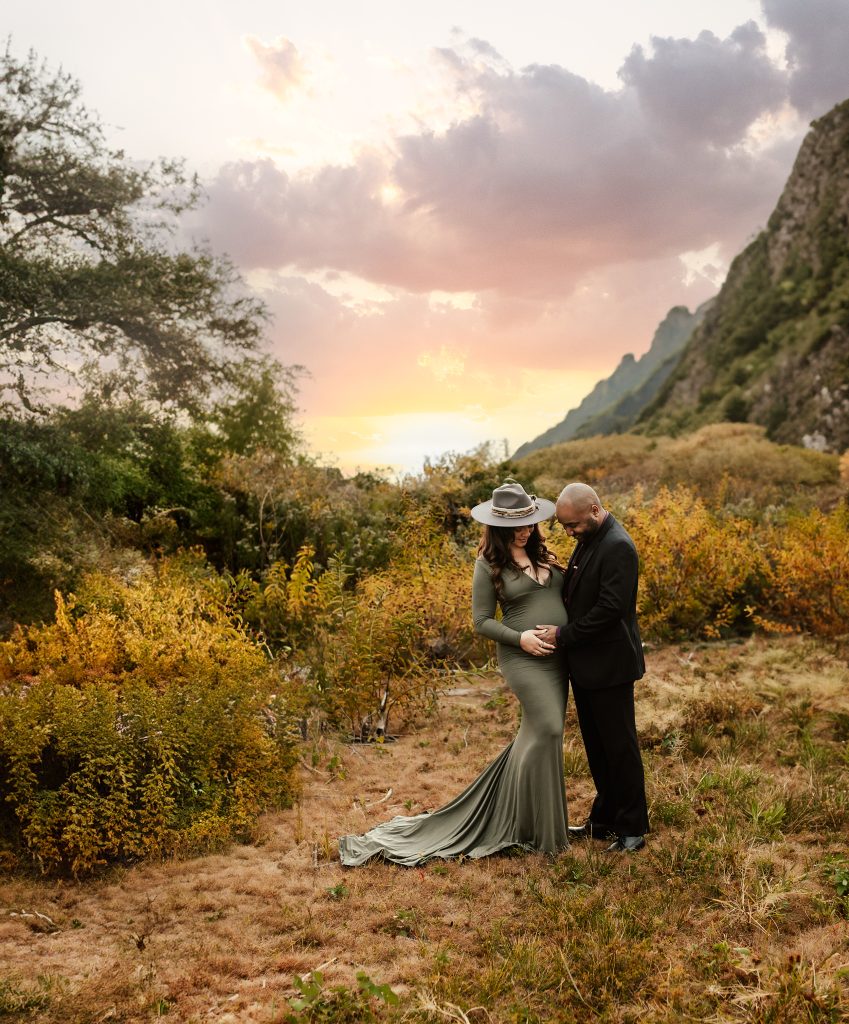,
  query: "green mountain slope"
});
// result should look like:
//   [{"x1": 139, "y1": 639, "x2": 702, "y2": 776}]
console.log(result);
[
  {"x1": 573, "y1": 299, "x2": 714, "y2": 440},
  {"x1": 638, "y1": 99, "x2": 849, "y2": 452},
  {"x1": 513, "y1": 303, "x2": 709, "y2": 458}
]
